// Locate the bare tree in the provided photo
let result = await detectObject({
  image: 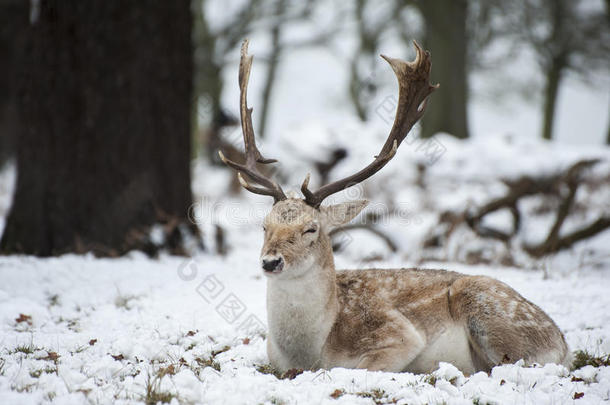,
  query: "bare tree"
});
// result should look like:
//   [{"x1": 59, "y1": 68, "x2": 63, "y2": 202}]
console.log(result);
[
  {"x1": 193, "y1": 0, "x2": 264, "y2": 161},
  {"x1": 517, "y1": 0, "x2": 610, "y2": 140},
  {"x1": 257, "y1": 0, "x2": 336, "y2": 137},
  {"x1": 194, "y1": 0, "x2": 330, "y2": 158},
  {"x1": 348, "y1": 0, "x2": 401, "y2": 121},
  {"x1": 258, "y1": 0, "x2": 288, "y2": 139}
]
